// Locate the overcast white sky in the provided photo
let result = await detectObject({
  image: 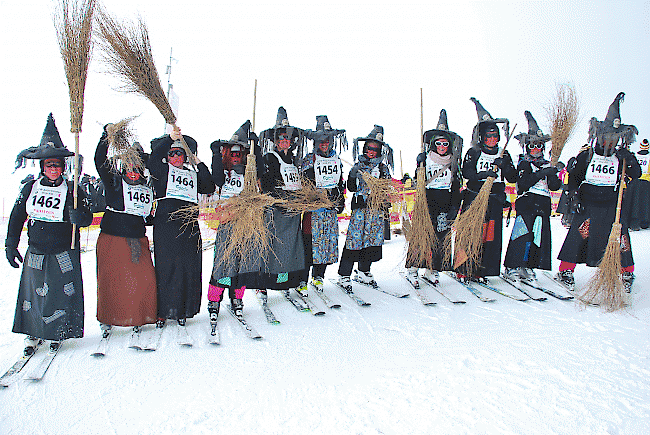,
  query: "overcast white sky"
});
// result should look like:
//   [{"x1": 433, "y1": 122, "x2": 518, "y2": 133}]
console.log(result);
[{"x1": 1, "y1": 0, "x2": 649, "y2": 197}]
